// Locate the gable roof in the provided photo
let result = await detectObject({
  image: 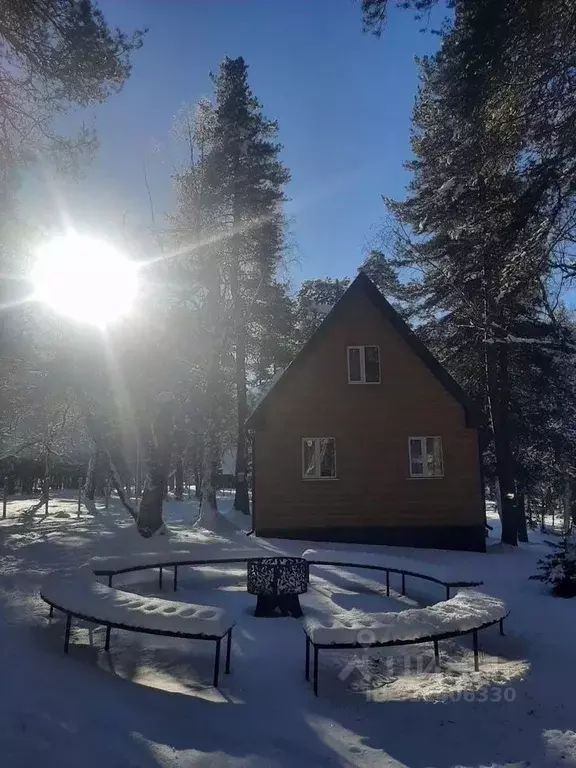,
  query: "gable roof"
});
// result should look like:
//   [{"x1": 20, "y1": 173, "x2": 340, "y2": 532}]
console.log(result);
[{"x1": 246, "y1": 272, "x2": 480, "y2": 429}]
